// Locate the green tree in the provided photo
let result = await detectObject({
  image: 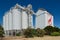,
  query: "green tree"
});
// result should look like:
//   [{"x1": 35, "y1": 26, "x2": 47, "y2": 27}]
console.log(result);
[
  {"x1": 0, "y1": 24, "x2": 4, "y2": 40},
  {"x1": 44, "y1": 26, "x2": 60, "y2": 35},
  {"x1": 44, "y1": 26, "x2": 54, "y2": 35},
  {"x1": 53, "y1": 26, "x2": 60, "y2": 32}
]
